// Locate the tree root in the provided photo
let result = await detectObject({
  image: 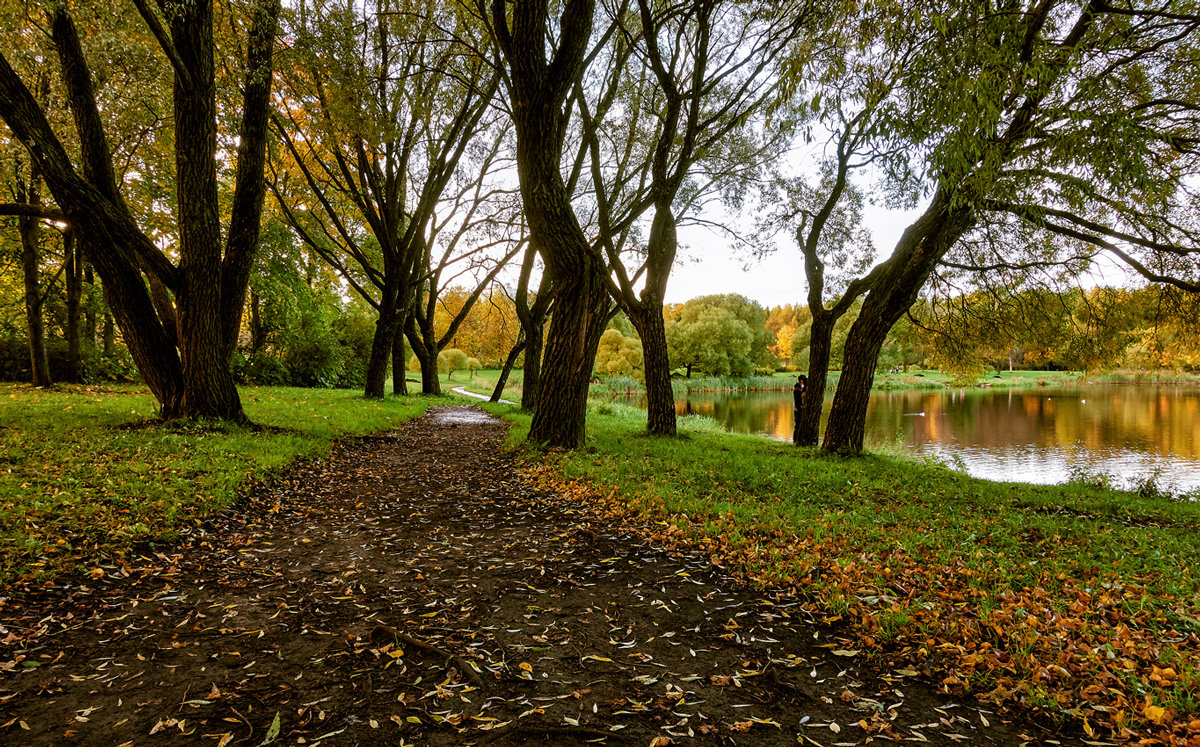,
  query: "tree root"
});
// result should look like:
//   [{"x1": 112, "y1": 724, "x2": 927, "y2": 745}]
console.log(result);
[{"x1": 371, "y1": 624, "x2": 486, "y2": 688}]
